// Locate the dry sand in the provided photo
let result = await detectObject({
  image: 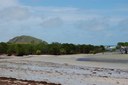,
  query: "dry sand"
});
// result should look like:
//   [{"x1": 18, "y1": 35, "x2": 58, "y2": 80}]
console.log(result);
[{"x1": 0, "y1": 53, "x2": 128, "y2": 85}]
